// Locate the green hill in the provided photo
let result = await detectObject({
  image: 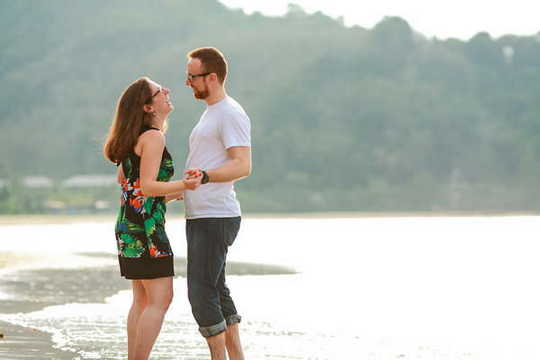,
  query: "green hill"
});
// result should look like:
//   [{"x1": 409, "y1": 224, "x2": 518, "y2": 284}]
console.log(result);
[{"x1": 1, "y1": 0, "x2": 540, "y2": 213}]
